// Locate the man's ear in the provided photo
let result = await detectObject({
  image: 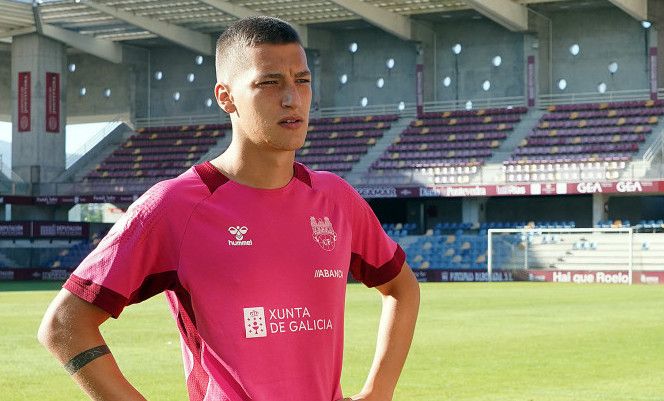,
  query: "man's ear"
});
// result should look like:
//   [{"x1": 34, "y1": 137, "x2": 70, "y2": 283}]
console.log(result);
[{"x1": 215, "y1": 82, "x2": 236, "y2": 114}]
